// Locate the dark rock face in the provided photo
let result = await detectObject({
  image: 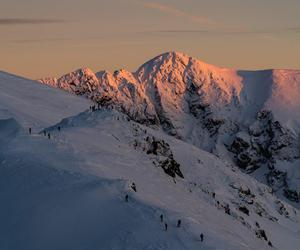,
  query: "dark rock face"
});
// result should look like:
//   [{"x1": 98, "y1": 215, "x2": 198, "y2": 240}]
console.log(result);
[
  {"x1": 231, "y1": 136, "x2": 250, "y2": 152},
  {"x1": 239, "y1": 187, "x2": 255, "y2": 198},
  {"x1": 229, "y1": 131, "x2": 263, "y2": 173},
  {"x1": 284, "y1": 189, "x2": 300, "y2": 203},
  {"x1": 239, "y1": 206, "x2": 250, "y2": 216},
  {"x1": 145, "y1": 136, "x2": 184, "y2": 179},
  {"x1": 203, "y1": 118, "x2": 225, "y2": 137},
  {"x1": 146, "y1": 137, "x2": 171, "y2": 156},
  {"x1": 248, "y1": 111, "x2": 299, "y2": 162},
  {"x1": 160, "y1": 158, "x2": 184, "y2": 178},
  {"x1": 131, "y1": 123, "x2": 184, "y2": 179},
  {"x1": 255, "y1": 229, "x2": 268, "y2": 241},
  {"x1": 275, "y1": 200, "x2": 290, "y2": 218},
  {"x1": 186, "y1": 82, "x2": 211, "y2": 120},
  {"x1": 231, "y1": 111, "x2": 299, "y2": 170},
  {"x1": 229, "y1": 110, "x2": 300, "y2": 203},
  {"x1": 266, "y1": 169, "x2": 287, "y2": 190},
  {"x1": 186, "y1": 82, "x2": 228, "y2": 138}
]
